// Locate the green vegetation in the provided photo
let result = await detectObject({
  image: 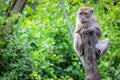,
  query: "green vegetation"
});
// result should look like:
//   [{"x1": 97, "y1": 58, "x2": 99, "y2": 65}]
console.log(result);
[{"x1": 0, "y1": 0, "x2": 120, "y2": 80}]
